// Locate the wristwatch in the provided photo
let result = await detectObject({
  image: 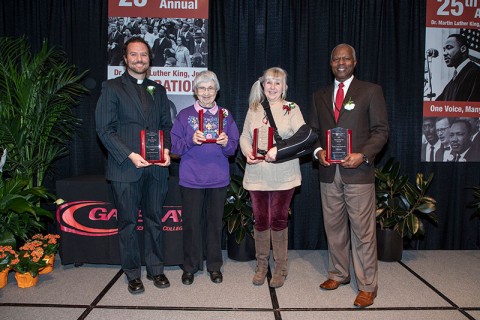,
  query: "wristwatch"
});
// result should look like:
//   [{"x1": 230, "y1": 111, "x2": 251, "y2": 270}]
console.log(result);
[{"x1": 362, "y1": 154, "x2": 369, "y2": 165}]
